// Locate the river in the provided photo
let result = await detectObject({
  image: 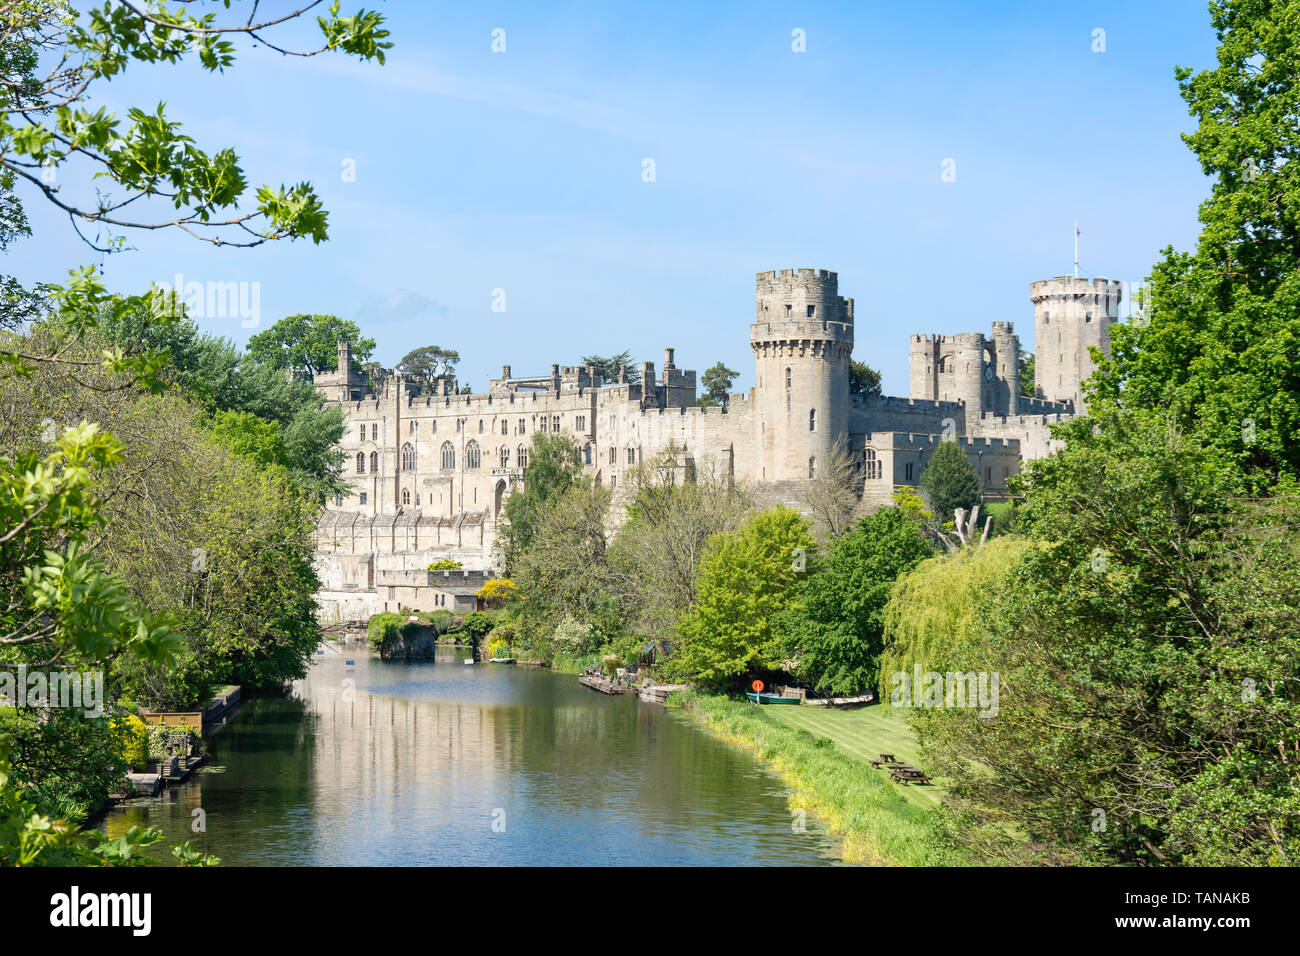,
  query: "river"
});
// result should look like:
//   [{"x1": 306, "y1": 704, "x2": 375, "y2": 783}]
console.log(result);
[{"x1": 102, "y1": 647, "x2": 838, "y2": 865}]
